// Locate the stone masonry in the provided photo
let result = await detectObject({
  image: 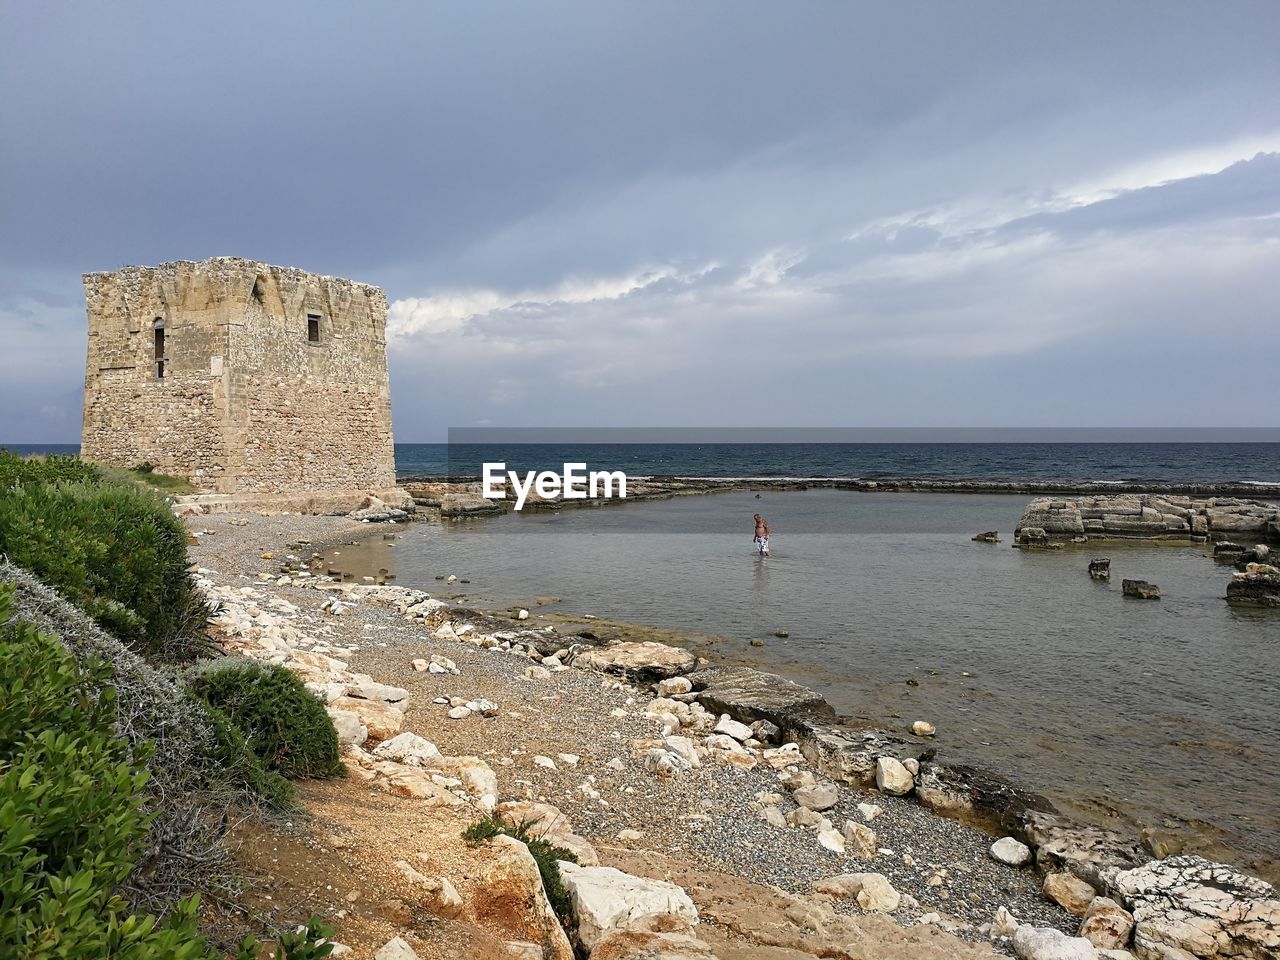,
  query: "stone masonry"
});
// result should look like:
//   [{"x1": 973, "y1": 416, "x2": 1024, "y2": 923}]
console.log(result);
[{"x1": 81, "y1": 257, "x2": 397, "y2": 495}]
